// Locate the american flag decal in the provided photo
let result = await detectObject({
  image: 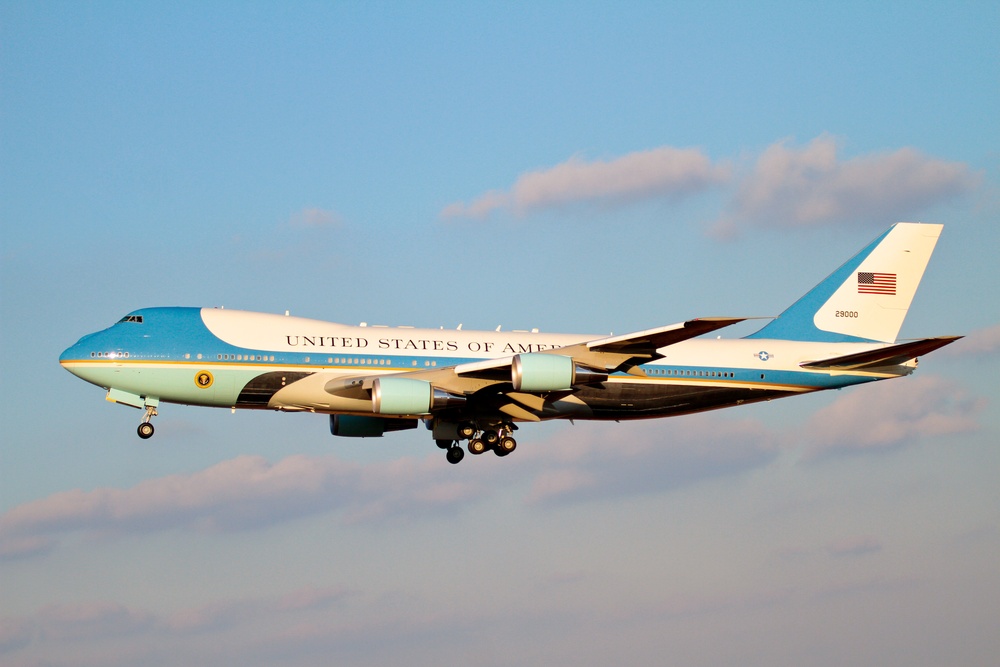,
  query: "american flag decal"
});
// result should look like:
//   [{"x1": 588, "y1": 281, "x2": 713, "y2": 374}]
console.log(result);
[{"x1": 858, "y1": 272, "x2": 896, "y2": 295}]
